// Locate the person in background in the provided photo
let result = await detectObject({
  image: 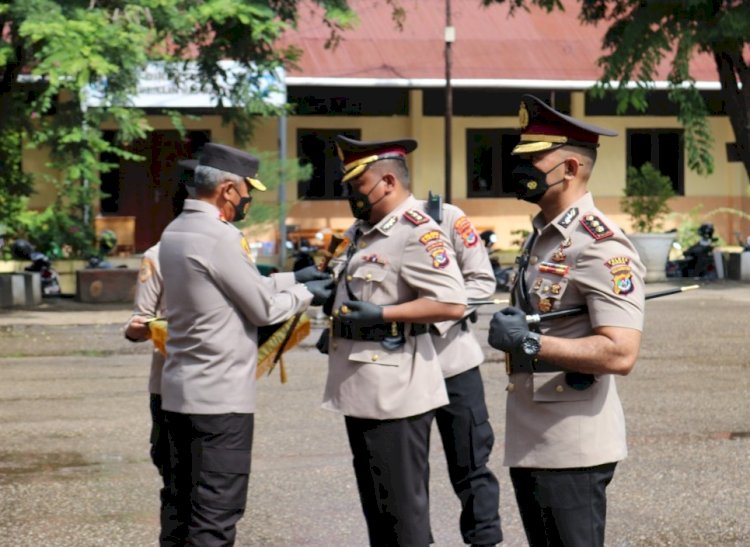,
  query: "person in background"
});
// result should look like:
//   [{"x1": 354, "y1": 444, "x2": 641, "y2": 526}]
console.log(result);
[
  {"x1": 123, "y1": 159, "x2": 196, "y2": 524},
  {"x1": 418, "y1": 195, "x2": 503, "y2": 547},
  {"x1": 488, "y1": 94, "x2": 646, "y2": 547}
]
